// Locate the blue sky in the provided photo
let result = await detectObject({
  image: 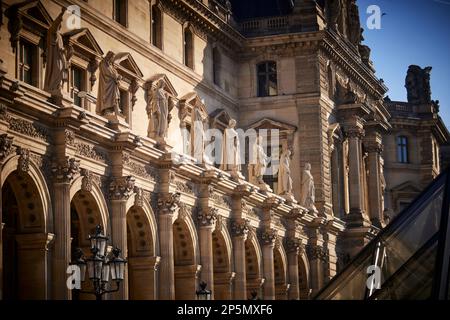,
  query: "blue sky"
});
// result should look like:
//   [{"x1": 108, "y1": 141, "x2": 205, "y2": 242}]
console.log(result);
[{"x1": 357, "y1": 0, "x2": 450, "y2": 126}]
